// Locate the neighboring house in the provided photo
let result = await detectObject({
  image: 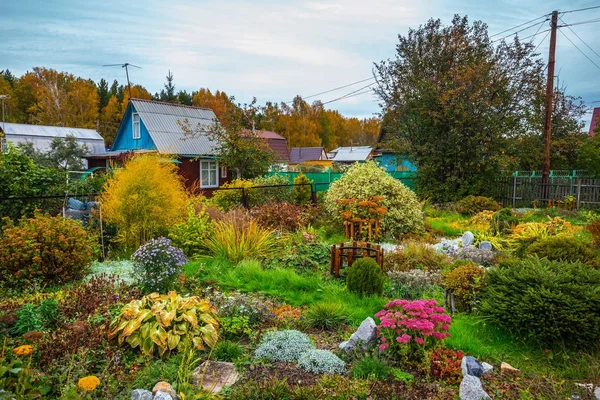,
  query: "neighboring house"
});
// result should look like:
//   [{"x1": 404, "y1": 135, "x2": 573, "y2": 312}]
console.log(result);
[
  {"x1": 589, "y1": 107, "x2": 600, "y2": 137},
  {"x1": 0, "y1": 122, "x2": 104, "y2": 168},
  {"x1": 331, "y1": 146, "x2": 375, "y2": 164},
  {"x1": 289, "y1": 147, "x2": 328, "y2": 164},
  {"x1": 252, "y1": 130, "x2": 291, "y2": 163},
  {"x1": 86, "y1": 98, "x2": 228, "y2": 192},
  {"x1": 374, "y1": 126, "x2": 417, "y2": 172}
]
